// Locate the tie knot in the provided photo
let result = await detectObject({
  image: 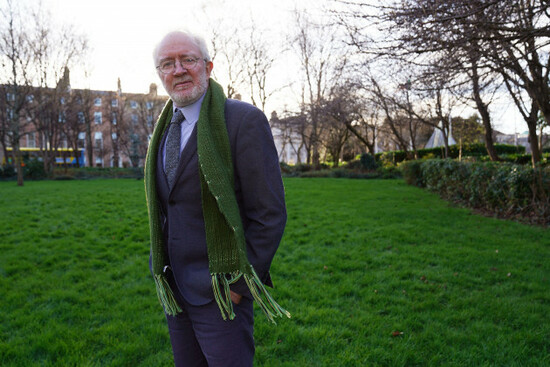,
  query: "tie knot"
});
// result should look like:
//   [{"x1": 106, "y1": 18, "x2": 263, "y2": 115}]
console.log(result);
[{"x1": 171, "y1": 109, "x2": 185, "y2": 124}]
